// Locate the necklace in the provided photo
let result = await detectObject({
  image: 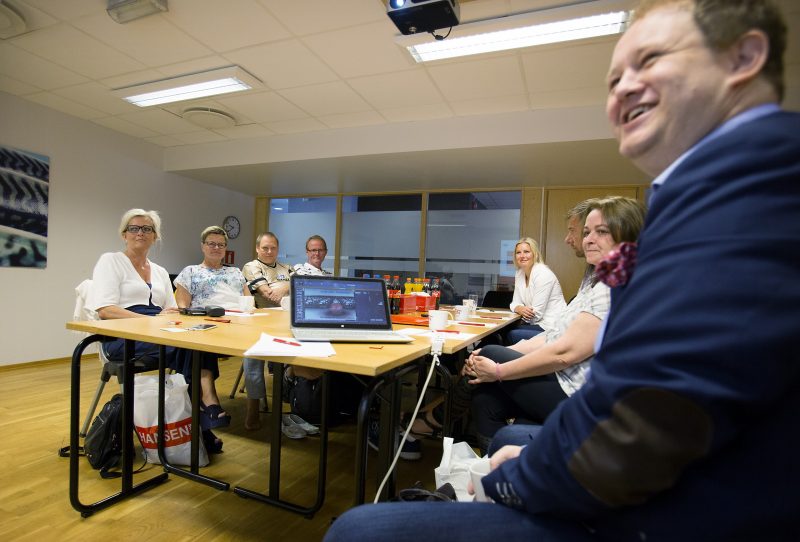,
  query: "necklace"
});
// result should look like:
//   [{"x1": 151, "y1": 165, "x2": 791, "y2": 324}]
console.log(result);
[{"x1": 125, "y1": 251, "x2": 149, "y2": 271}]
